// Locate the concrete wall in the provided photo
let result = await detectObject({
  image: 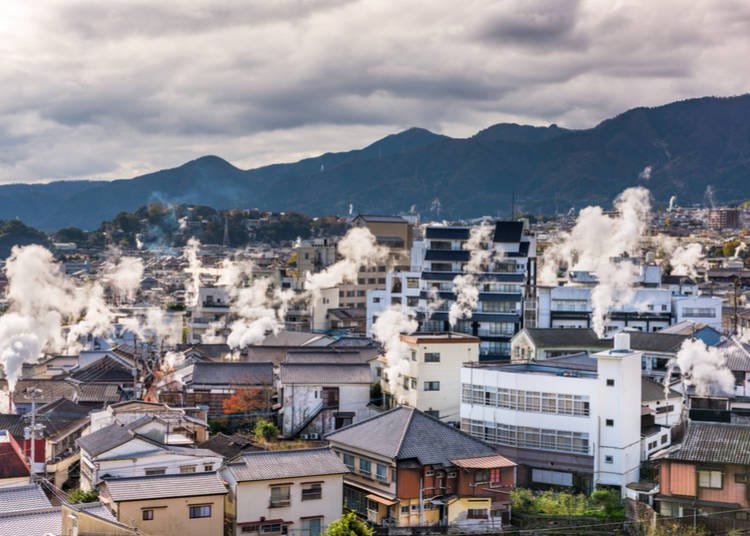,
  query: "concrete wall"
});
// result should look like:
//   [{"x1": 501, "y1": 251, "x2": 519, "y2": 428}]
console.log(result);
[{"x1": 112, "y1": 494, "x2": 225, "y2": 536}]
